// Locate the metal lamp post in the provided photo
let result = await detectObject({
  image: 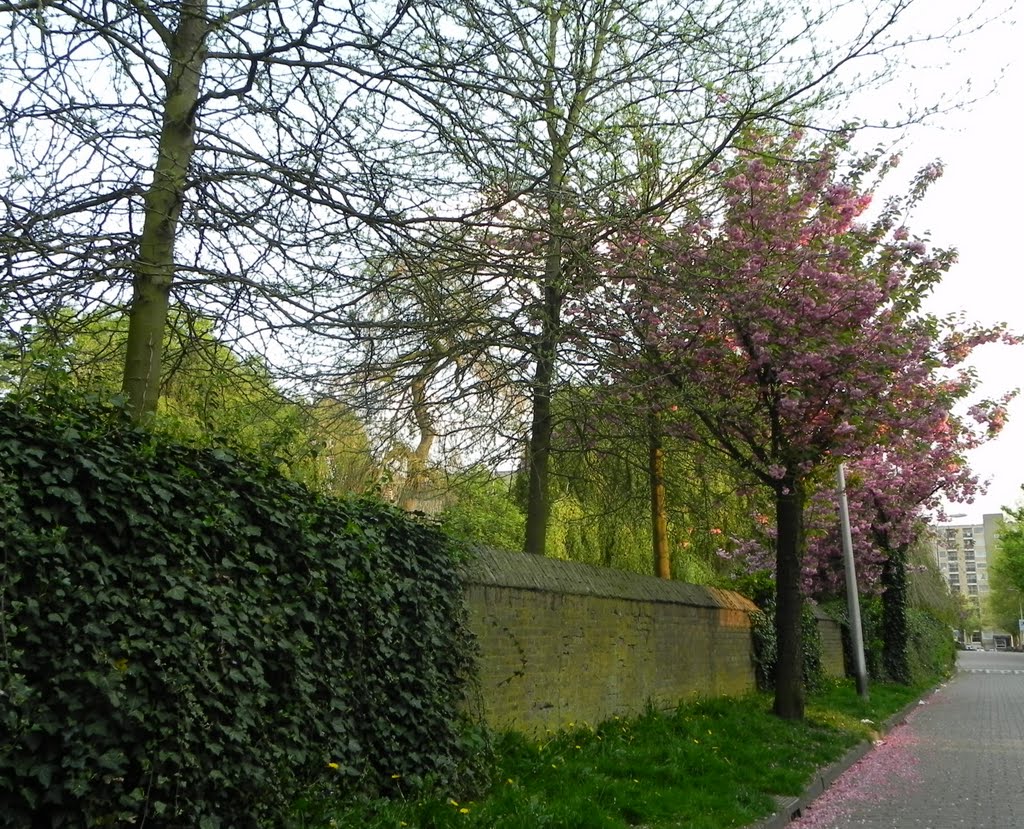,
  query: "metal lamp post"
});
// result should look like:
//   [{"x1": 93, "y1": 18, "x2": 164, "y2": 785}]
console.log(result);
[{"x1": 837, "y1": 463, "x2": 869, "y2": 699}]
